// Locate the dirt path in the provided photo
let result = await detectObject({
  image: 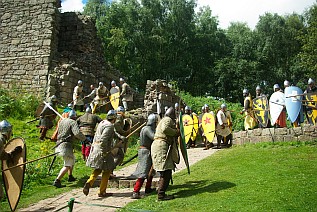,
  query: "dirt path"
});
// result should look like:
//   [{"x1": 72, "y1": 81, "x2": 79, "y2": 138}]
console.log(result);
[{"x1": 20, "y1": 147, "x2": 219, "y2": 212}]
